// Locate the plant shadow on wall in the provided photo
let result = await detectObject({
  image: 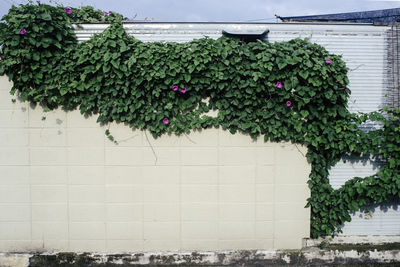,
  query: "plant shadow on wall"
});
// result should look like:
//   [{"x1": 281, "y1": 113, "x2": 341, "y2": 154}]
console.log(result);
[{"x1": 0, "y1": 3, "x2": 399, "y2": 238}]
